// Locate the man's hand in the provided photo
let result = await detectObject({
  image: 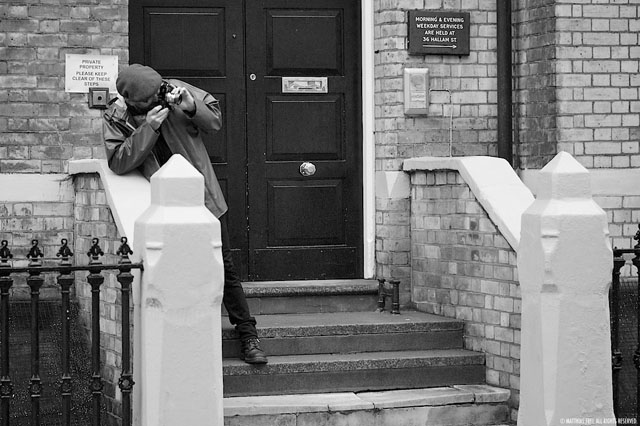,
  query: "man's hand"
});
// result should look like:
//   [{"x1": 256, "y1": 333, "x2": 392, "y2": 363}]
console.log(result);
[
  {"x1": 172, "y1": 86, "x2": 196, "y2": 115},
  {"x1": 146, "y1": 105, "x2": 170, "y2": 131}
]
